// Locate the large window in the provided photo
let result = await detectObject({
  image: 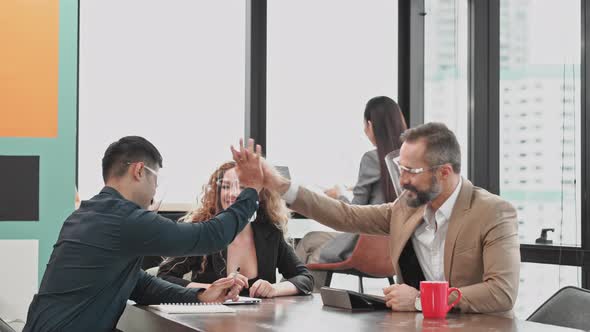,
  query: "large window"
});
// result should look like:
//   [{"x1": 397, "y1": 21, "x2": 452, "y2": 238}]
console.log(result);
[
  {"x1": 266, "y1": 0, "x2": 398, "y2": 189},
  {"x1": 499, "y1": 0, "x2": 582, "y2": 246},
  {"x1": 424, "y1": 0, "x2": 469, "y2": 177},
  {"x1": 78, "y1": 1, "x2": 245, "y2": 207},
  {"x1": 515, "y1": 263, "x2": 581, "y2": 319}
]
